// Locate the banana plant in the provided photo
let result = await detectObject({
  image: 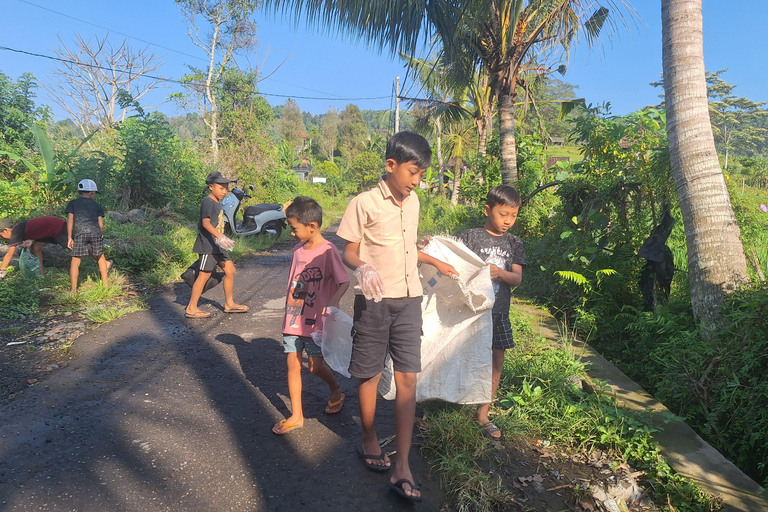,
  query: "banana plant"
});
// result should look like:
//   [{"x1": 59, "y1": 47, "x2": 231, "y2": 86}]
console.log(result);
[{"x1": 0, "y1": 125, "x2": 95, "y2": 203}]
